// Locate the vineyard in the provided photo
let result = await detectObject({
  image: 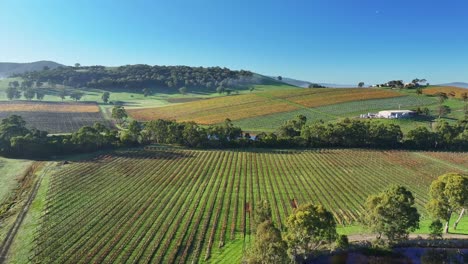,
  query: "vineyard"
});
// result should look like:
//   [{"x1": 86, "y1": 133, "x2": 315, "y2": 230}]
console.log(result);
[
  {"x1": 0, "y1": 102, "x2": 112, "y2": 133},
  {"x1": 233, "y1": 95, "x2": 437, "y2": 132},
  {"x1": 128, "y1": 88, "x2": 402, "y2": 124},
  {"x1": 423, "y1": 86, "x2": 468, "y2": 98},
  {"x1": 32, "y1": 147, "x2": 468, "y2": 263}
]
